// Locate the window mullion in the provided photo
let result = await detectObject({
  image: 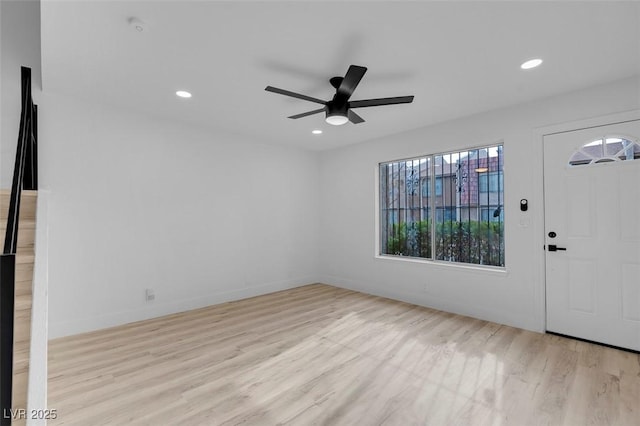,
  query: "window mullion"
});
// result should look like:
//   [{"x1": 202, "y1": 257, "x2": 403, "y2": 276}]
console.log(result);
[{"x1": 431, "y1": 155, "x2": 436, "y2": 261}]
